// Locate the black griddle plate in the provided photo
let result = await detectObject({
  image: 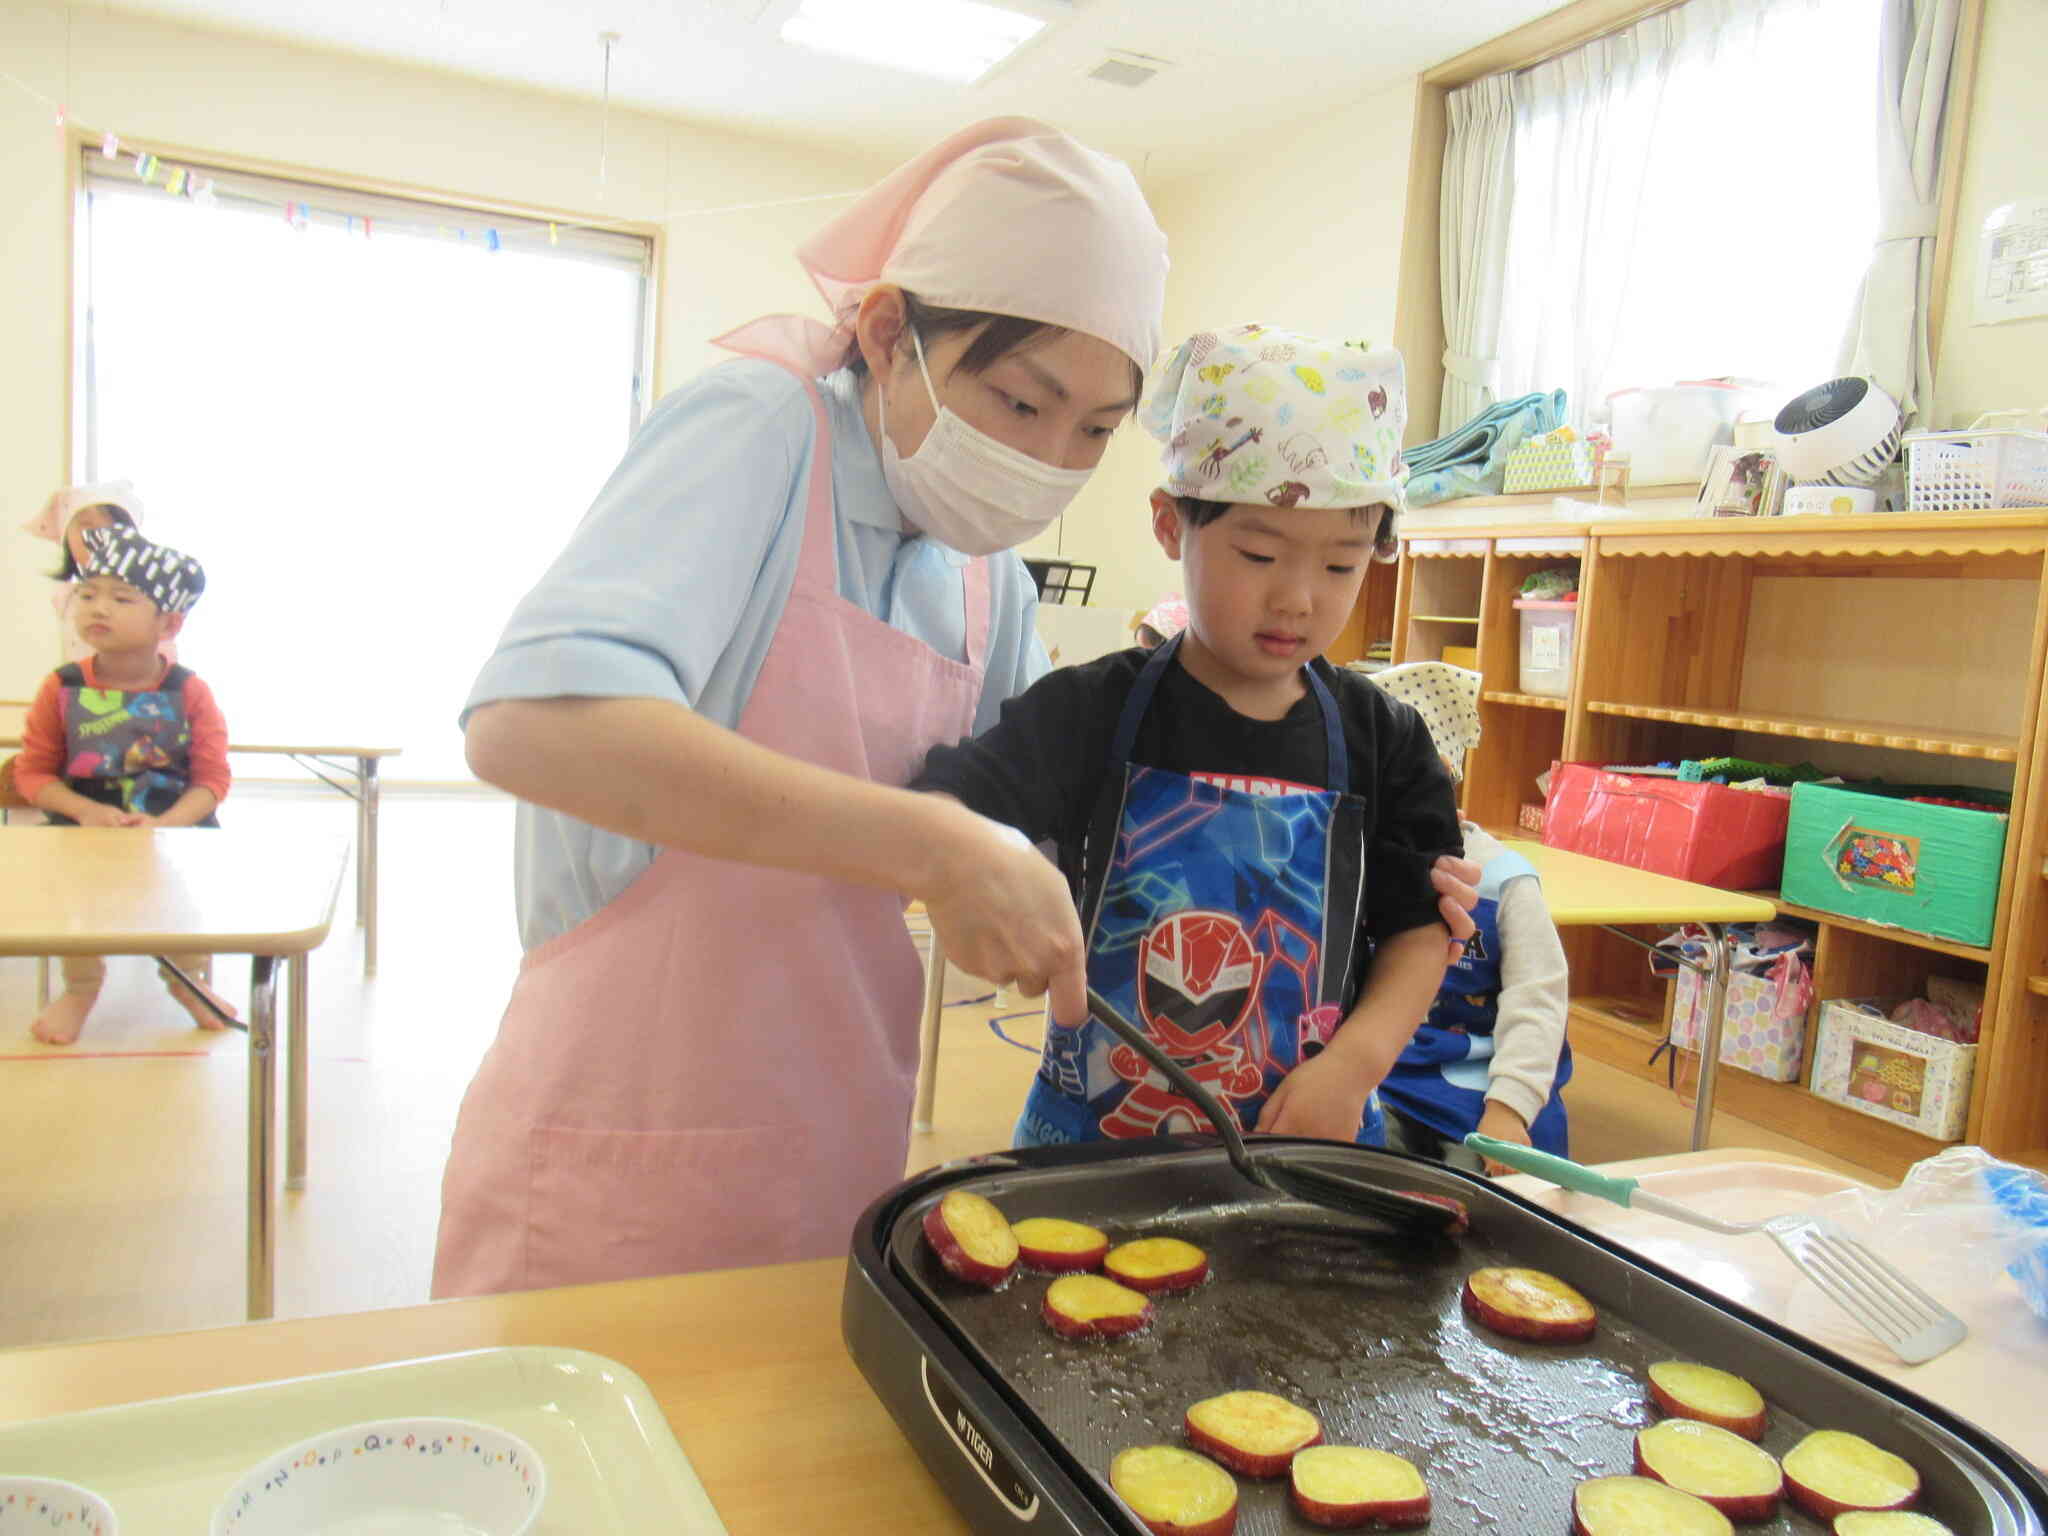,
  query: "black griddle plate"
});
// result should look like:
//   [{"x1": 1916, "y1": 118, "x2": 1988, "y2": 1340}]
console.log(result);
[{"x1": 856, "y1": 1138, "x2": 2047, "y2": 1536}]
